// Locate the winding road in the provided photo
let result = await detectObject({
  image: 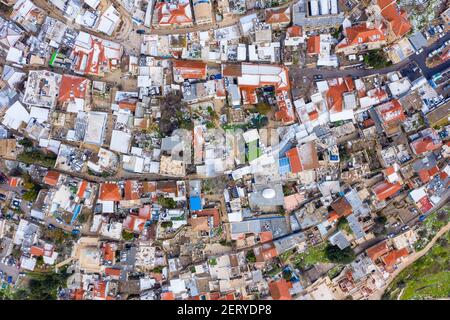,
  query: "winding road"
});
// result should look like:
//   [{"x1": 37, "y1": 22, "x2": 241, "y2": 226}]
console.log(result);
[{"x1": 368, "y1": 221, "x2": 450, "y2": 300}]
